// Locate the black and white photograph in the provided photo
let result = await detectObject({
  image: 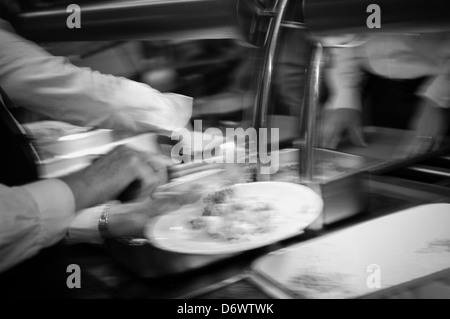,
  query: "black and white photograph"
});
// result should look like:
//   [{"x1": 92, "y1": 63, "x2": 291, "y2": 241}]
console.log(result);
[{"x1": 0, "y1": 0, "x2": 449, "y2": 303}]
